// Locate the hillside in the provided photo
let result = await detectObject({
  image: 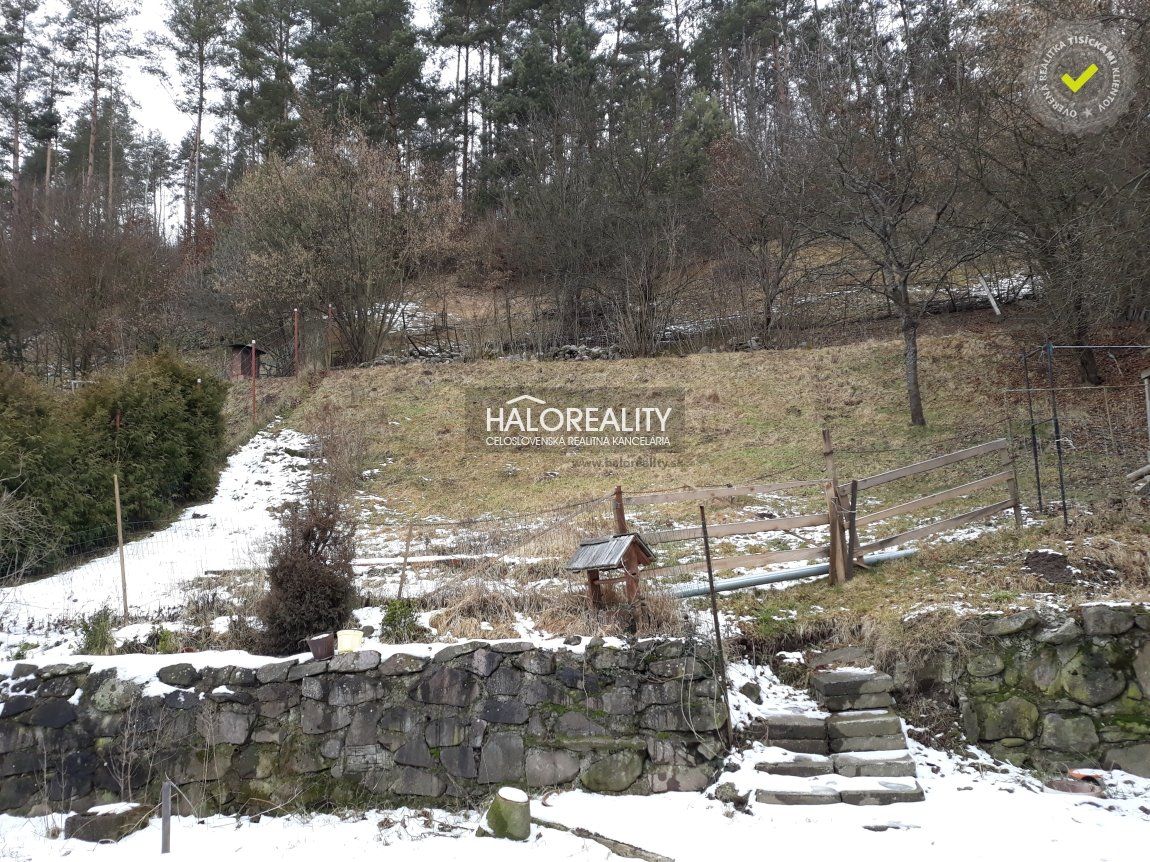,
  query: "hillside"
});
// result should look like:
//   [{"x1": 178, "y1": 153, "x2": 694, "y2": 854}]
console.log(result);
[{"x1": 268, "y1": 331, "x2": 1012, "y2": 521}]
